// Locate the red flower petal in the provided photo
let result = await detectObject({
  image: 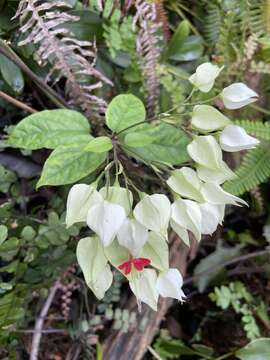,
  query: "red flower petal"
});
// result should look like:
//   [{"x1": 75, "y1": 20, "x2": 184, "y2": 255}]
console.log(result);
[
  {"x1": 133, "y1": 258, "x2": 151, "y2": 271},
  {"x1": 118, "y1": 259, "x2": 133, "y2": 275}
]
